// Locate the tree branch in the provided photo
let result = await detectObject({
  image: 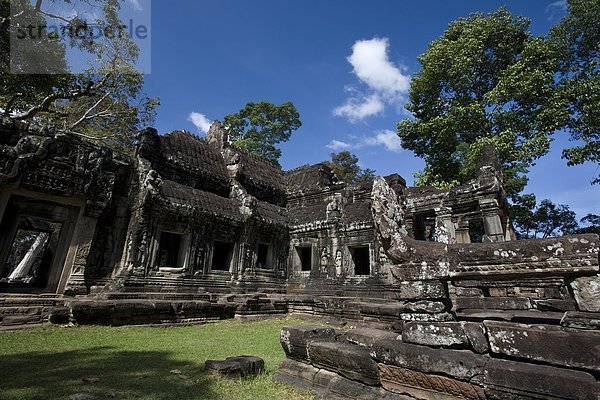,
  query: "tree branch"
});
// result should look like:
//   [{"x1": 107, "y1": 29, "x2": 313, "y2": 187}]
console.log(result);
[
  {"x1": 69, "y1": 91, "x2": 111, "y2": 130},
  {"x1": 12, "y1": 75, "x2": 109, "y2": 120}
]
